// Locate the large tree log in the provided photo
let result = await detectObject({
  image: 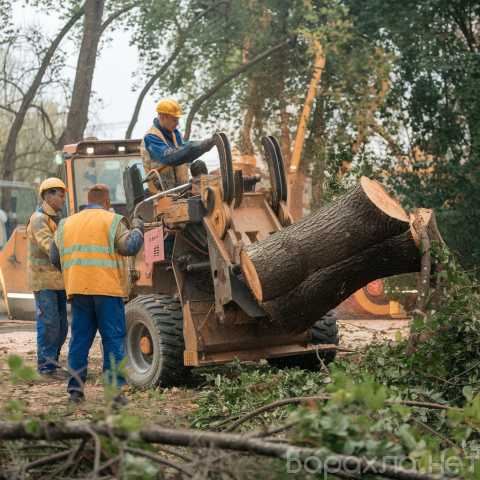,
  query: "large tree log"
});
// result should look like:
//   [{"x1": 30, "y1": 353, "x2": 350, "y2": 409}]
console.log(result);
[
  {"x1": 241, "y1": 177, "x2": 410, "y2": 302},
  {"x1": 262, "y1": 226, "x2": 422, "y2": 333}
]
